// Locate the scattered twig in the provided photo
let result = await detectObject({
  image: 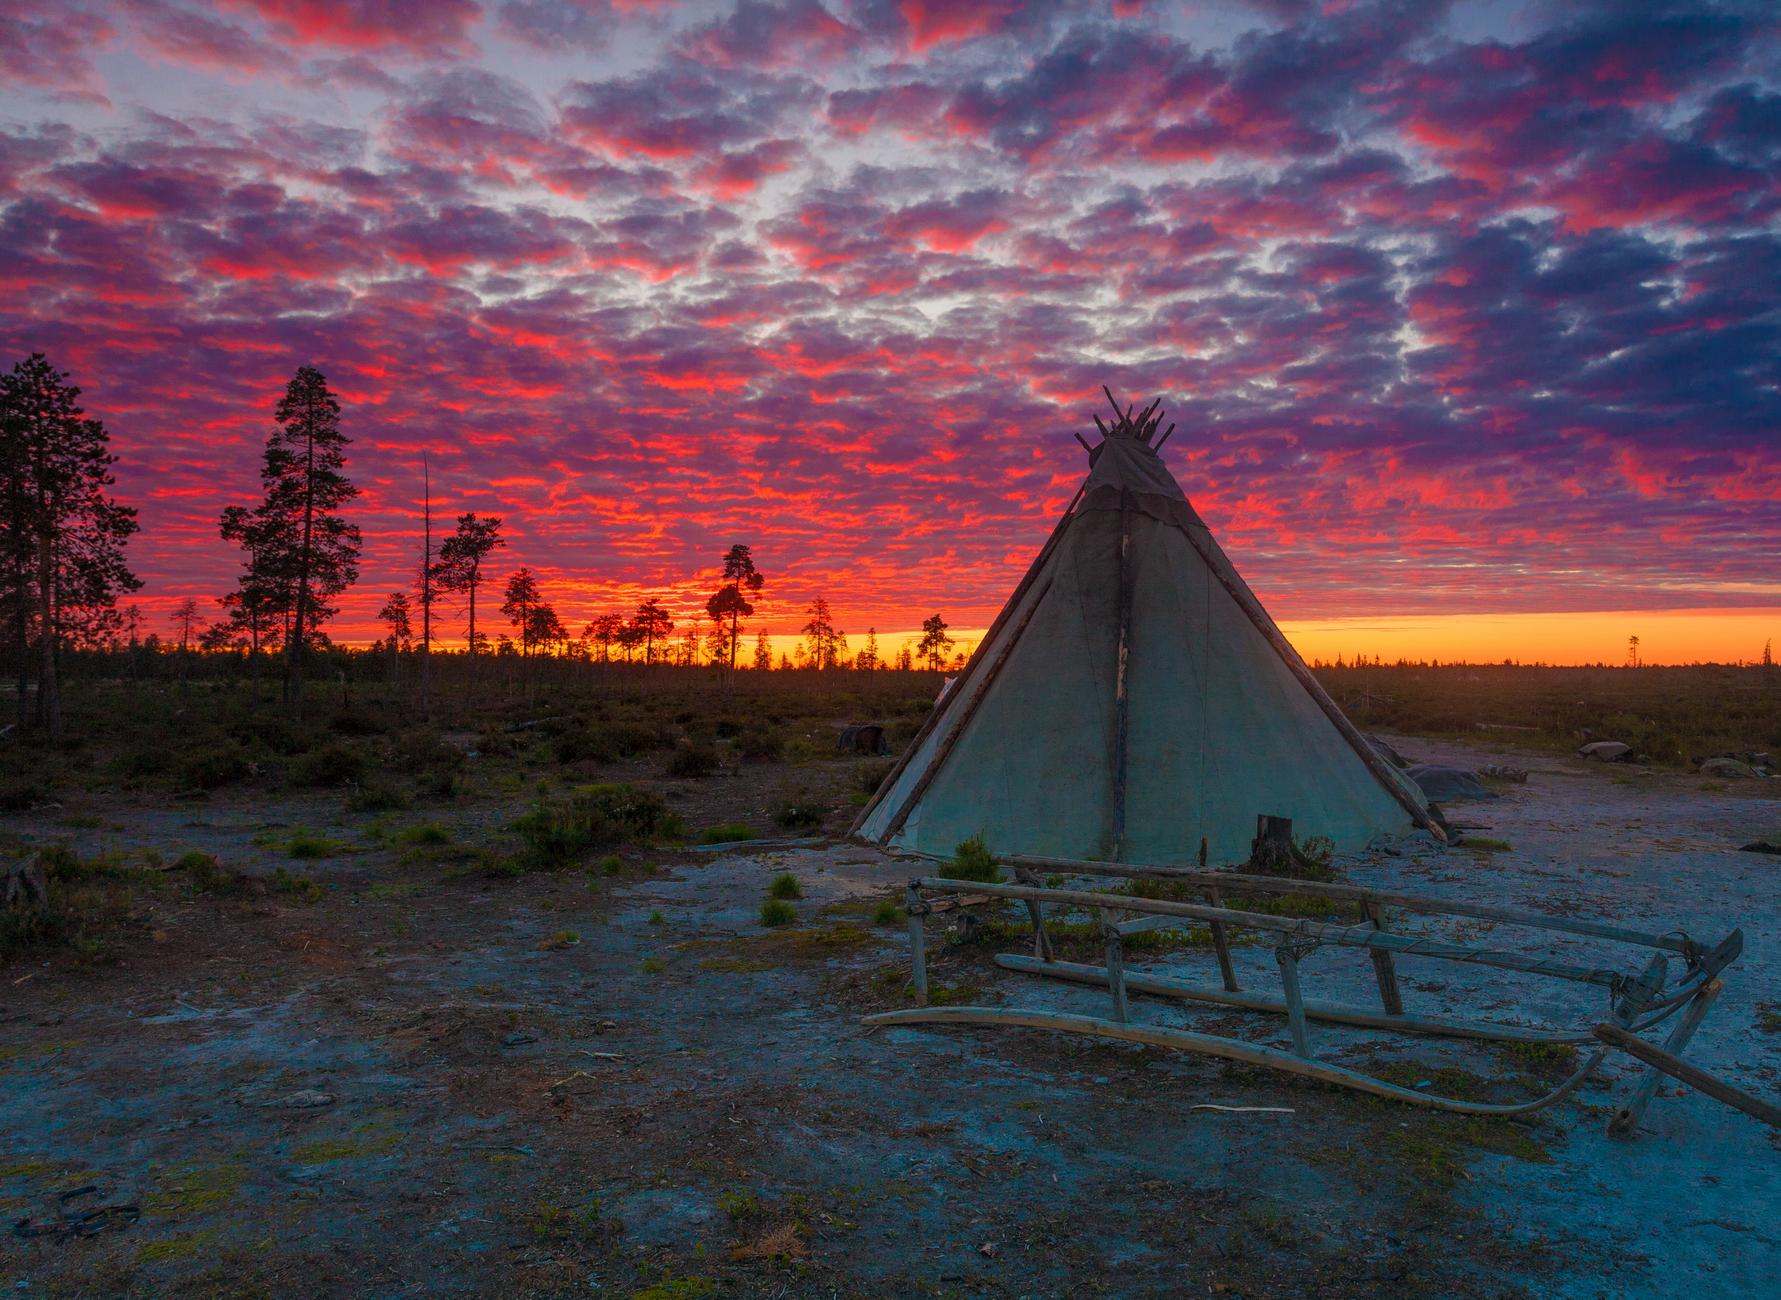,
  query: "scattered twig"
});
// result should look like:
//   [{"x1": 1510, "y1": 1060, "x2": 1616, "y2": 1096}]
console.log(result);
[{"x1": 1188, "y1": 1105, "x2": 1296, "y2": 1115}]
